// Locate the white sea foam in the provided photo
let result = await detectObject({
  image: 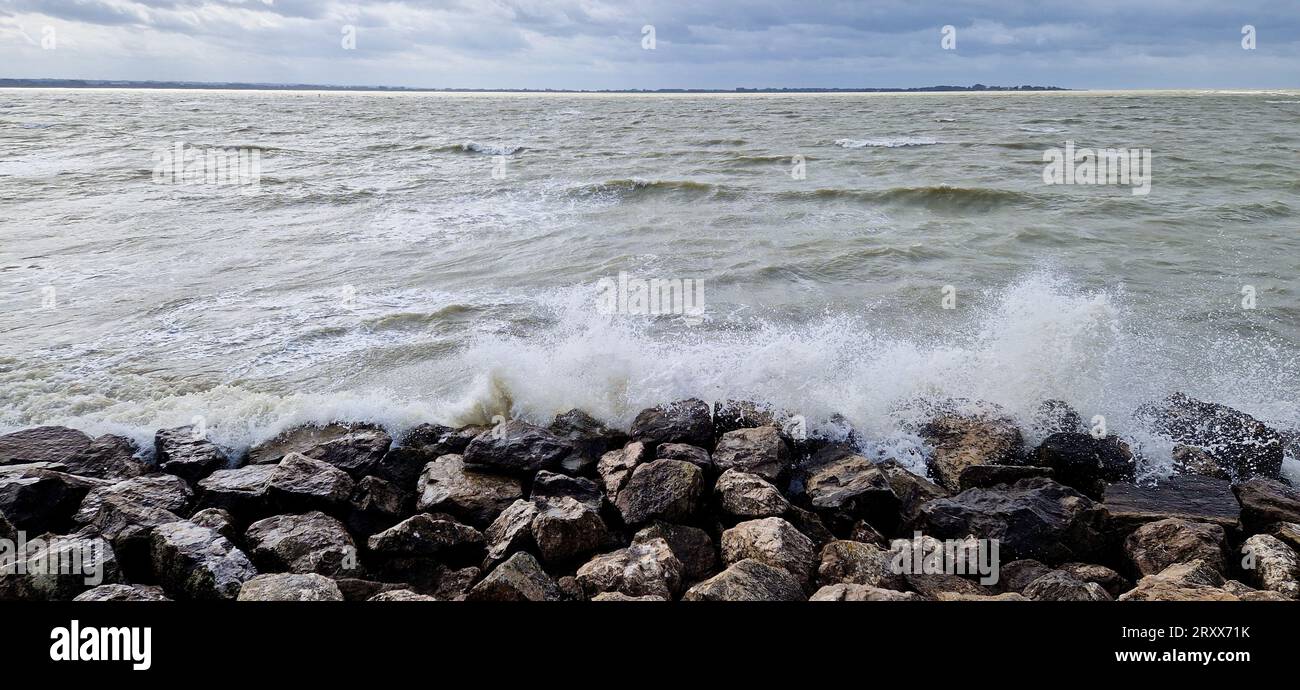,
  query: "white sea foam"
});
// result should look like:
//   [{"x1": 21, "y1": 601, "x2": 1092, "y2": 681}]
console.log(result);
[
  {"x1": 461, "y1": 141, "x2": 523, "y2": 155},
  {"x1": 834, "y1": 137, "x2": 940, "y2": 148}
]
